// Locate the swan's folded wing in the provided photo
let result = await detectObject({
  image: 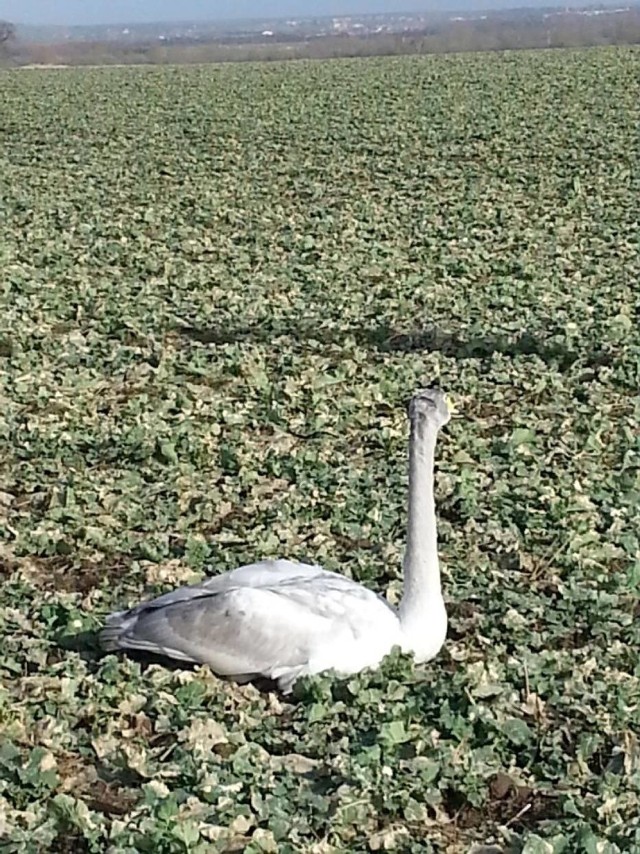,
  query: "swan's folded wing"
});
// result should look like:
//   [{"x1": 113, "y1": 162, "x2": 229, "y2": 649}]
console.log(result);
[
  {"x1": 100, "y1": 576, "x2": 358, "y2": 680},
  {"x1": 104, "y1": 559, "x2": 325, "y2": 622},
  {"x1": 199, "y1": 559, "x2": 327, "y2": 592}
]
